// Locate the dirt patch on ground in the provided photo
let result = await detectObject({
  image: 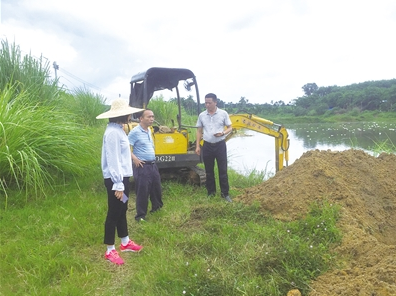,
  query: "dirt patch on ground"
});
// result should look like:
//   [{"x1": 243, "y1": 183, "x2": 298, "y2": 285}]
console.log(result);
[{"x1": 235, "y1": 149, "x2": 396, "y2": 296}]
